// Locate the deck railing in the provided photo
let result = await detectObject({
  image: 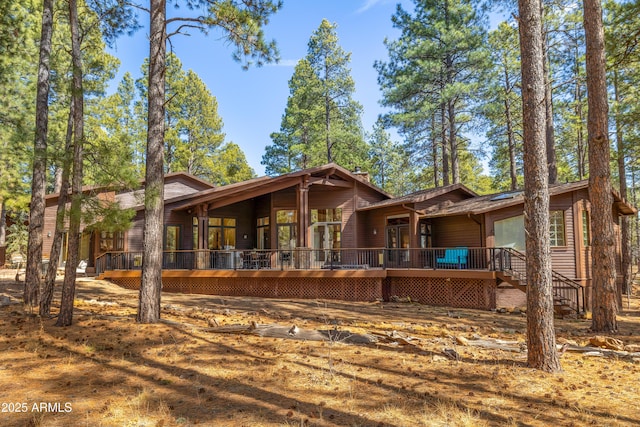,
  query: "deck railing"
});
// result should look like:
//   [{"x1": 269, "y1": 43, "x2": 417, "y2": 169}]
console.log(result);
[
  {"x1": 501, "y1": 248, "x2": 585, "y2": 315},
  {"x1": 95, "y1": 247, "x2": 517, "y2": 274}
]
